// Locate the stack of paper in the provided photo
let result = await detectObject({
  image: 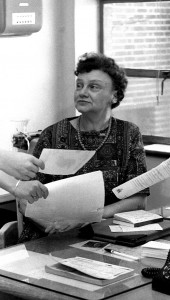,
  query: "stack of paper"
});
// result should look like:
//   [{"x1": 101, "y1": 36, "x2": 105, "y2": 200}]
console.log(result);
[{"x1": 141, "y1": 240, "x2": 170, "y2": 259}]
